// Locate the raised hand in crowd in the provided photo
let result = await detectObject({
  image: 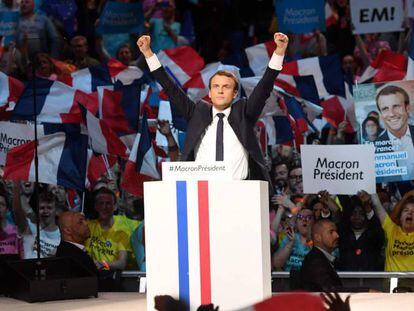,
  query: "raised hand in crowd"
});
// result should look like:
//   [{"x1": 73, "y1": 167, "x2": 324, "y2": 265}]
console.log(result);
[
  {"x1": 321, "y1": 292, "x2": 350, "y2": 311},
  {"x1": 157, "y1": 119, "x2": 179, "y2": 161}
]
